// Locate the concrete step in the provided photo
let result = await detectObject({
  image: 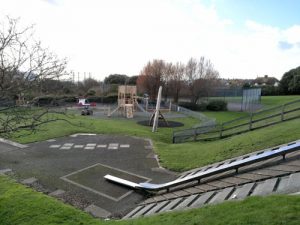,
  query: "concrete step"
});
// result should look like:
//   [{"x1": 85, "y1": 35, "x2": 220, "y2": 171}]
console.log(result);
[{"x1": 173, "y1": 194, "x2": 199, "y2": 210}]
